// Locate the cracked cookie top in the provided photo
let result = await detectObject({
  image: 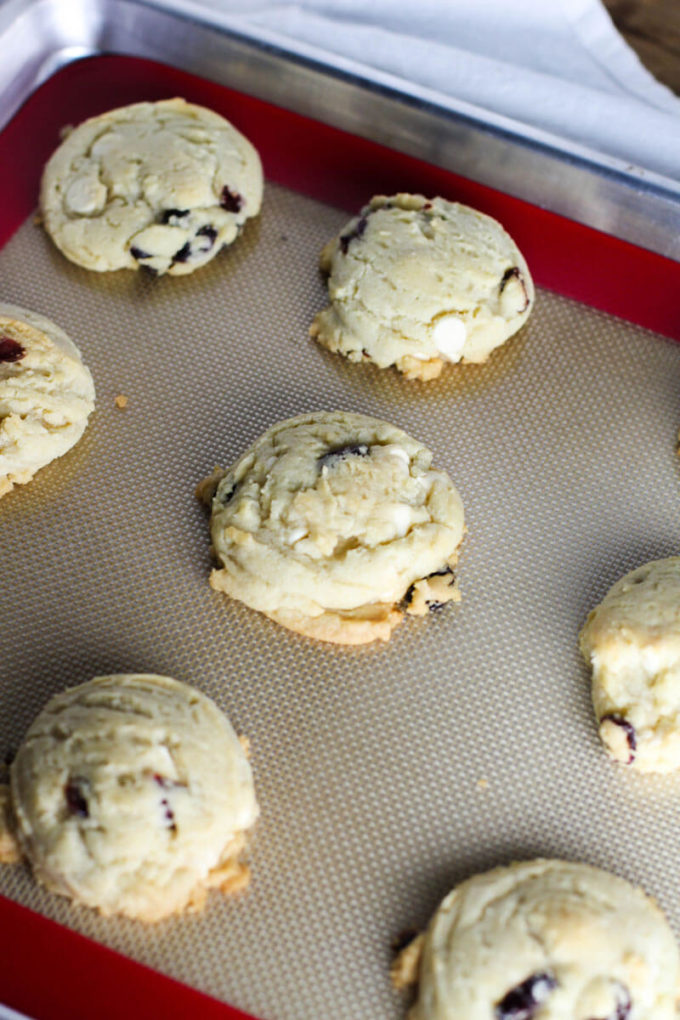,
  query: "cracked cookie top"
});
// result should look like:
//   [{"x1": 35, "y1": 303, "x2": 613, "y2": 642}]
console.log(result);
[
  {"x1": 200, "y1": 411, "x2": 465, "y2": 644},
  {"x1": 5, "y1": 674, "x2": 258, "y2": 921},
  {"x1": 40, "y1": 98, "x2": 262, "y2": 275},
  {"x1": 402, "y1": 859, "x2": 680, "y2": 1020},
  {"x1": 310, "y1": 194, "x2": 534, "y2": 380},
  {"x1": 0, "y1": 302, "x2": 95, "y2": 498}
]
